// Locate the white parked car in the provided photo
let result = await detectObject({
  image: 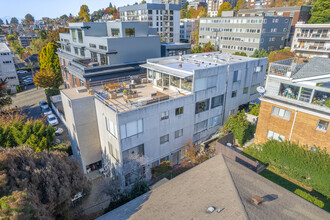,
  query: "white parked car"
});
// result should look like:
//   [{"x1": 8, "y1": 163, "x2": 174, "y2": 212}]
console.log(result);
[
  {"x1": 47, "y1": 114, "x2": 59, "y2": 126},
  {"x1": 55, "y1": 127, "x2": 64, "y2": 136},
  {"x1": 39, "y1": 100, "x2": 49, "y2": 110},
  {"x1": 42, "y1": 107, "x2": 52, "y2": 116},
  {"x1": 17, "y1": 70, "x2": 28, "y2": 74}
]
